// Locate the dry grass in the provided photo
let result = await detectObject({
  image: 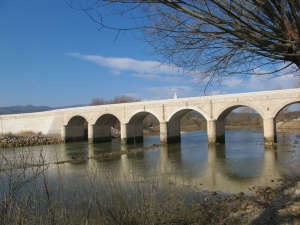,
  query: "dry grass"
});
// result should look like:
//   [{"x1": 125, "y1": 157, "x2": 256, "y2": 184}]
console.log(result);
[
  {"x1": 1, "y1": 130, "x2": 43, "y2": 138},
  {"x1": 1, "y1": 148, "x2": 300, "y2": 225},
  {"x1": 0, "y1": 149, "x2": 238, "y2": 225}
]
